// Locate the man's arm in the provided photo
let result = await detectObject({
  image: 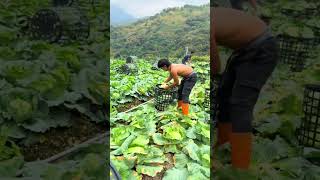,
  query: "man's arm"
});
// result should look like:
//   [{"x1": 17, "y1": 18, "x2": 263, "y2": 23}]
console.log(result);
[
  {"x1": 164, "y1": 75, "x2": 173, "y2": 83},
  {"x1": 166, "y1": 71, "x2": 179, "y2": 89}
]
